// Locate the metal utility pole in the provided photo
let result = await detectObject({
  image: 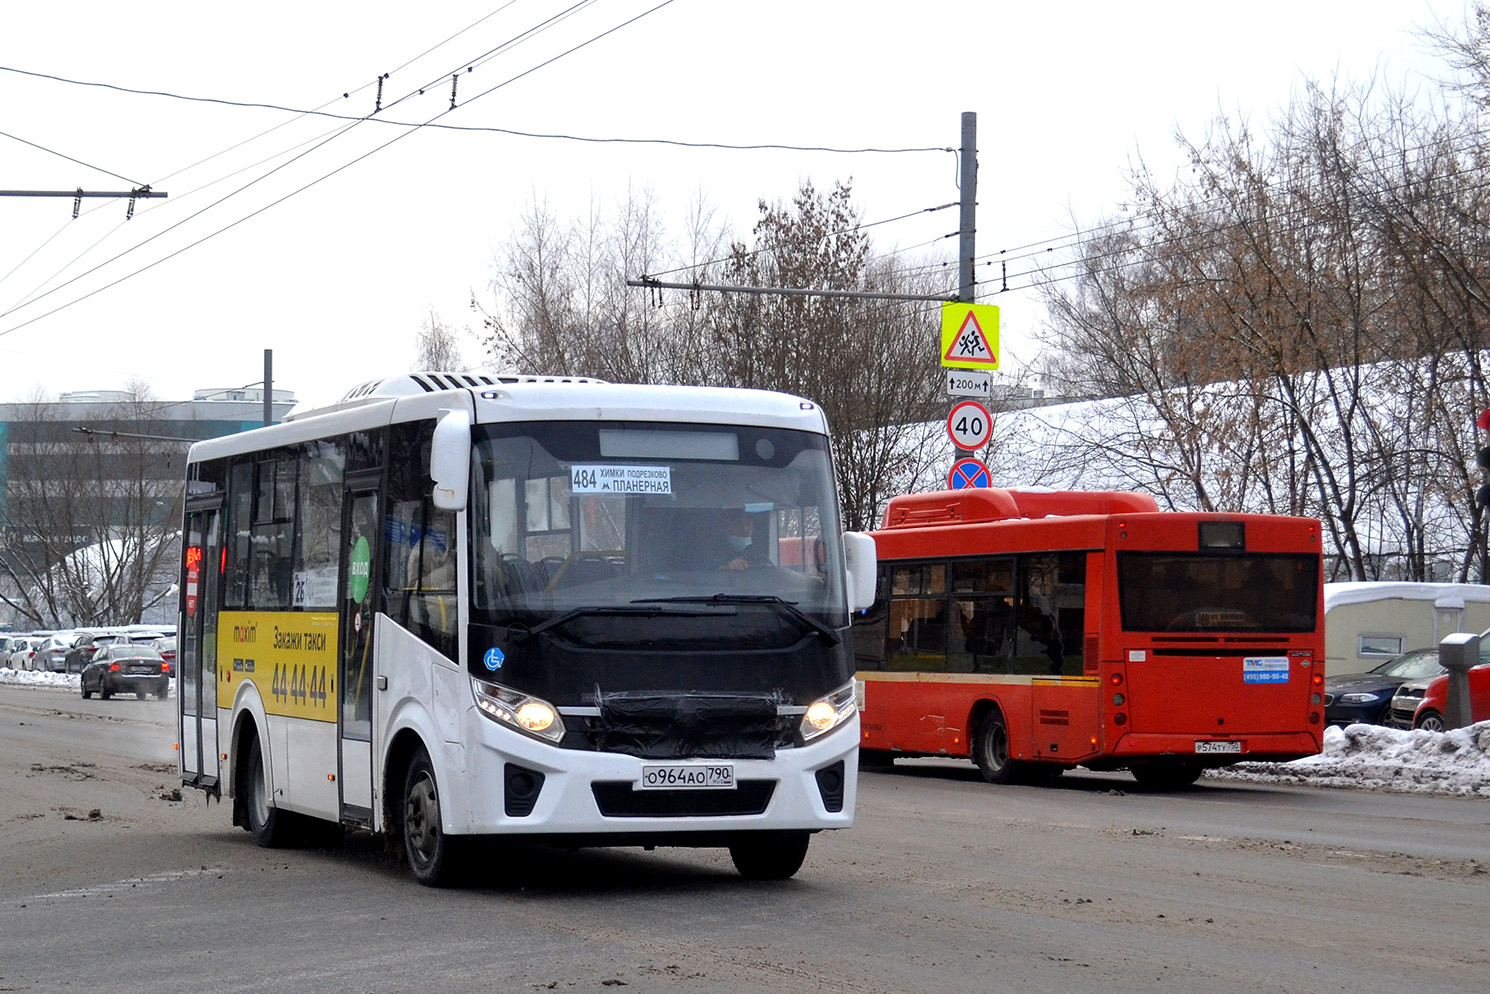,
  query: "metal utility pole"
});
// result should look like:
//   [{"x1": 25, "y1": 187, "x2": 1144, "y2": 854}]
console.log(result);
[
  {"x1": 958, "y1": 111, "x2": 977, "y2": 305},
  {"x1": 950, "y1": 112, "x2": 979, "y2": 465},
  {"x1": 263, "y1": 350, "x2": 274, "y2": 427}
]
